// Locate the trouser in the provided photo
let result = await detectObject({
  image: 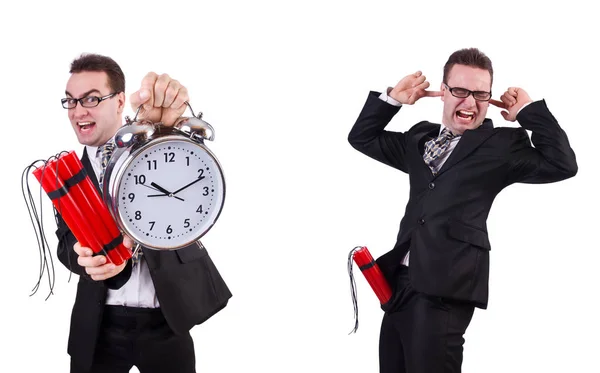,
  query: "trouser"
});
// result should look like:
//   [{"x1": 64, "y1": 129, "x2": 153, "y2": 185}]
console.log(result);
[
  {"x1": 379, "y1": 266, "x2": 475, "y2": 373},
  {"x1": 71, "y1": 305, "x2": 196, "y2": 373}
]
